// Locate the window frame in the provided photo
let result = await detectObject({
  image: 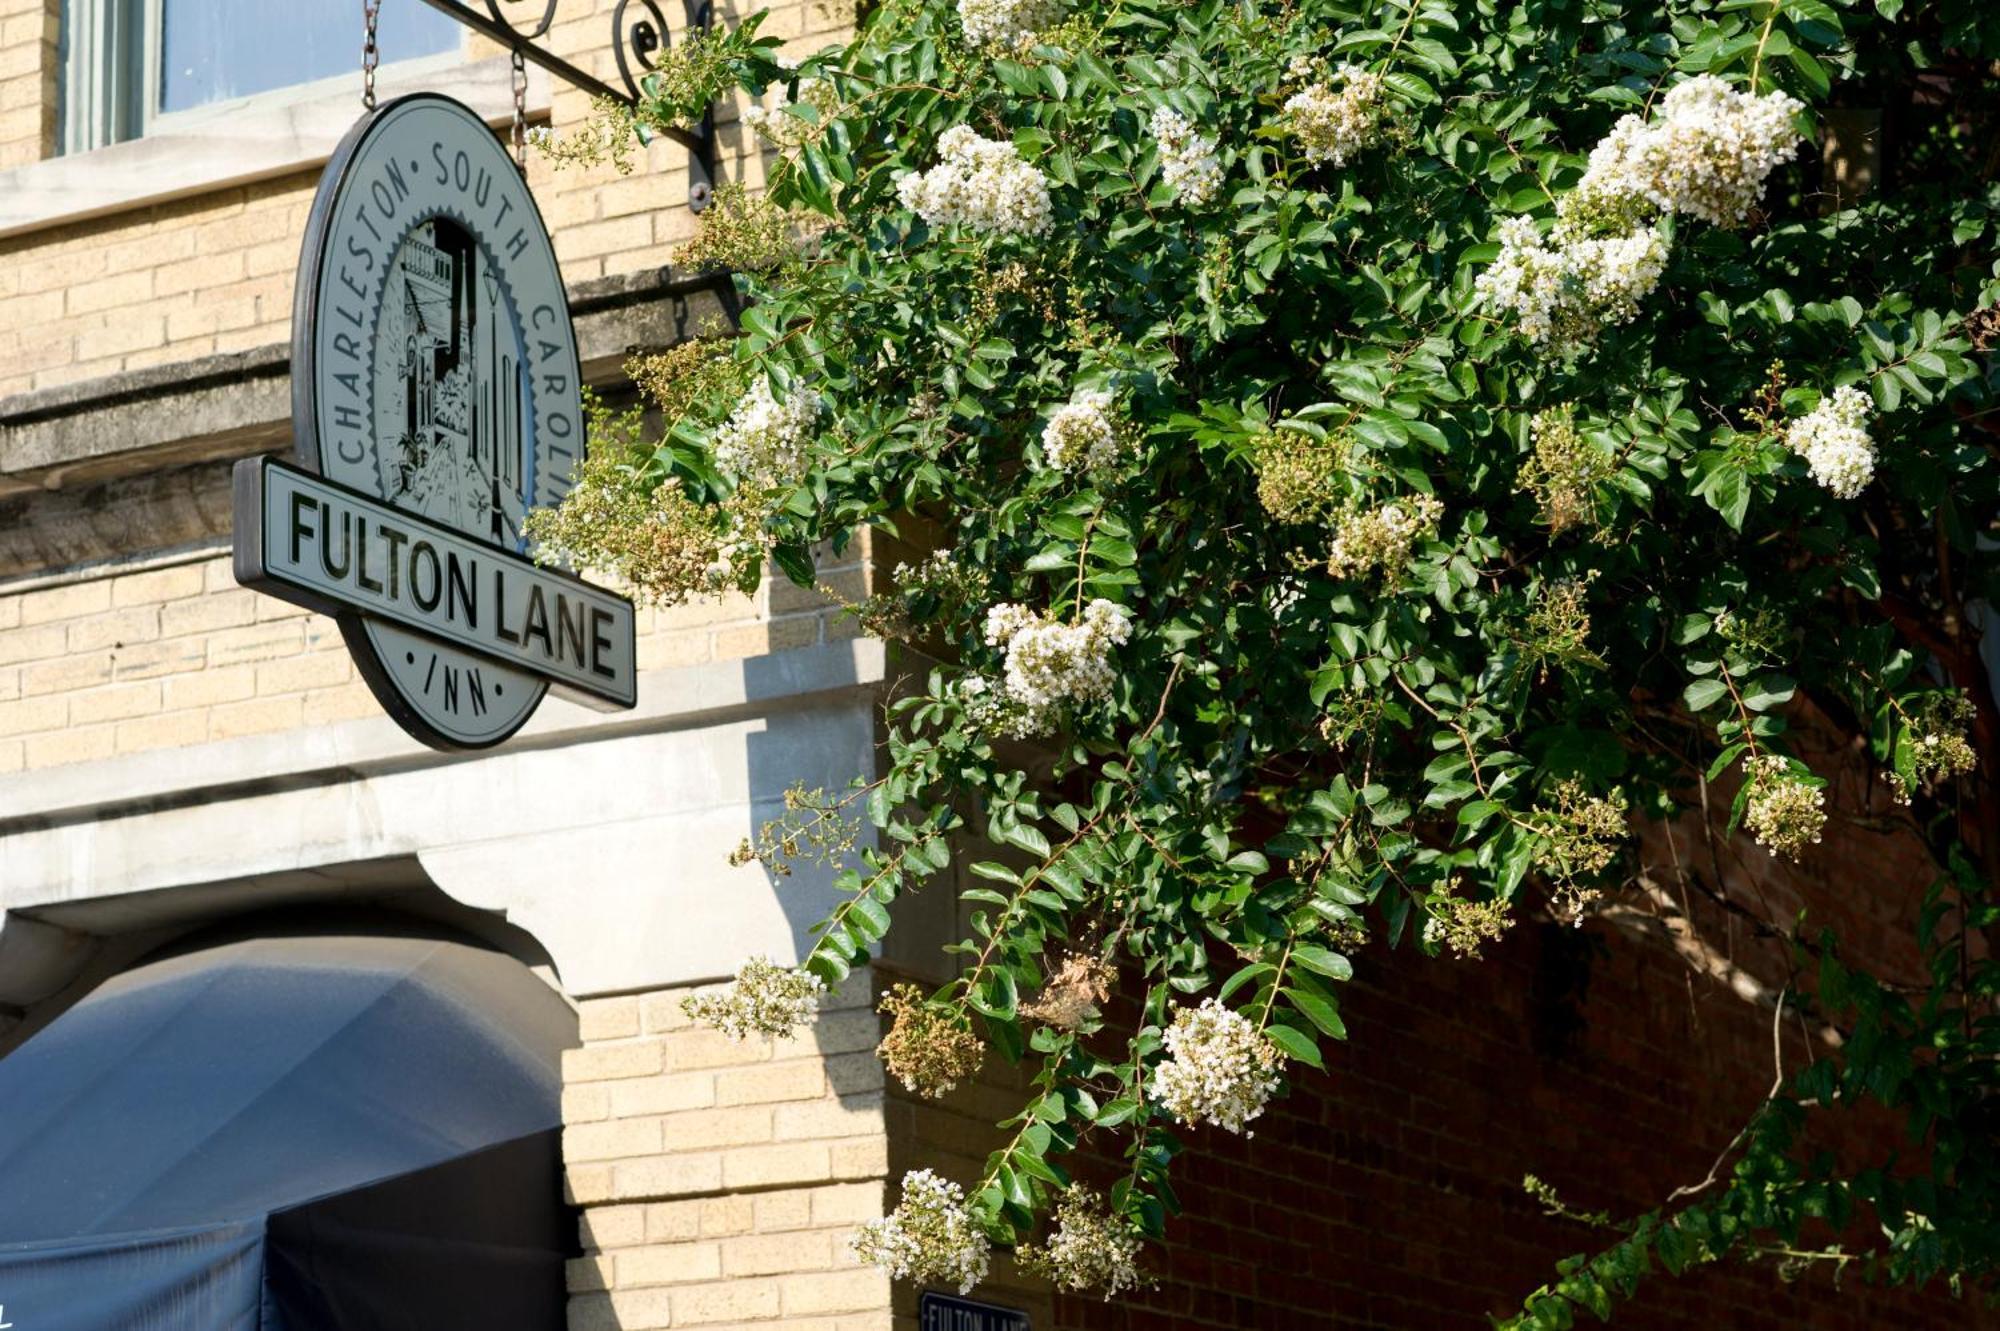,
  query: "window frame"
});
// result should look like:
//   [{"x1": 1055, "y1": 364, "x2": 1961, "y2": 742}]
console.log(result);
[
  {"x1": 4, "y1": 54, "x2": 547, "y2": 240},
  {"x1": 60, "y1": 0, "x2": 140, "y2": 155},
  {"x1": 62, "y1": 0, "x2": 467, "y2": 156}
]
